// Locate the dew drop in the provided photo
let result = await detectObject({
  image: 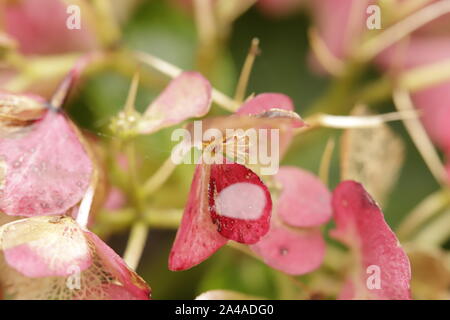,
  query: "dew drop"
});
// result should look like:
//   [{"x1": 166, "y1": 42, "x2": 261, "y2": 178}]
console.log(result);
[{"x1": 12, "y1": 160, "x2": 22, "y2": 168}]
